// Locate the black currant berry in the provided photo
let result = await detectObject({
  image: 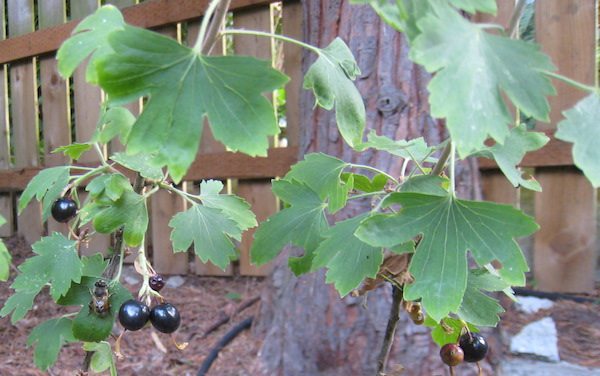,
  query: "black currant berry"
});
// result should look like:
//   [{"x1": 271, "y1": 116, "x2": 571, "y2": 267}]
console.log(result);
[
  {"x1": 459, "y1": 332, "x2": 489, "y2": 363},
  {"x1": 149, "y1": 274, "x2": 165, "y2": 292},
  {"x1": 440, "y1": 343, "x2": 464, "y2": 367},
  {"x1": 150, "y1": 303, "x2": 180, "y2": 334},
  {"x1": 51, "y1": 197, "x2": 78, "y2": 223},
  {"x1": 118, "y1": 300, "x2": 150, "y2": 331}
]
